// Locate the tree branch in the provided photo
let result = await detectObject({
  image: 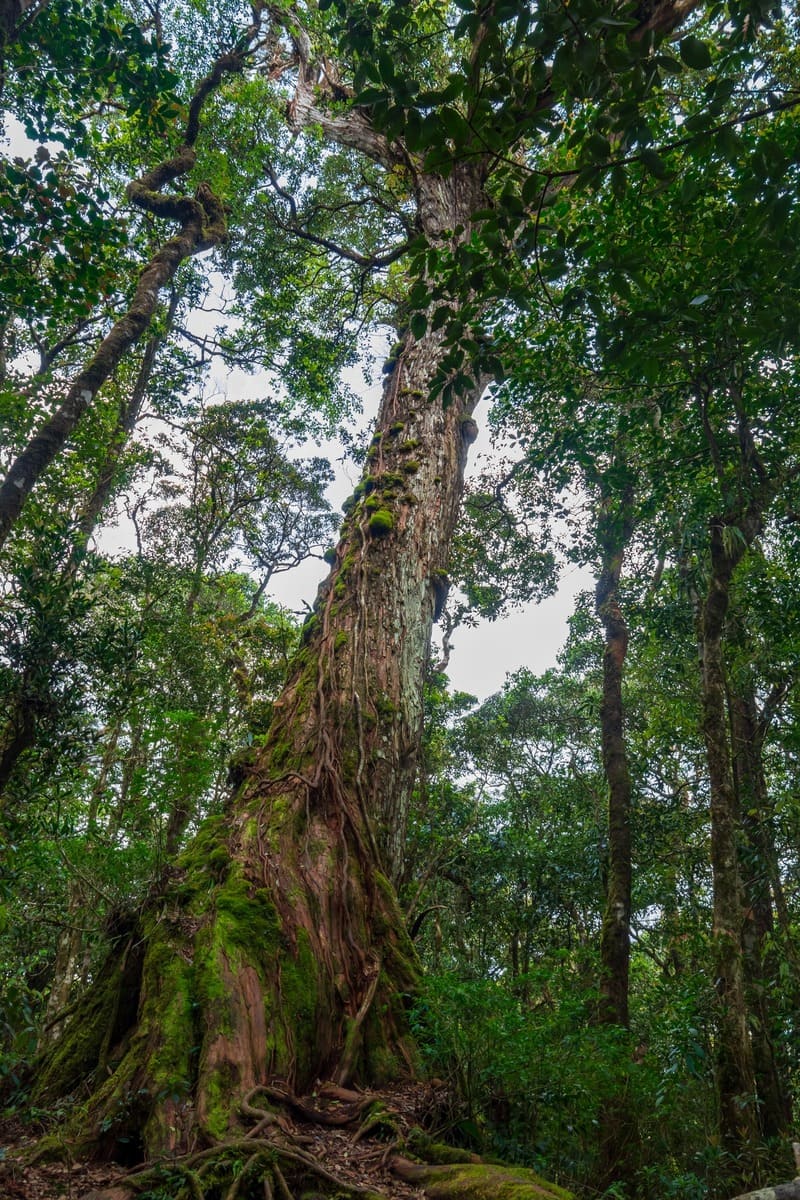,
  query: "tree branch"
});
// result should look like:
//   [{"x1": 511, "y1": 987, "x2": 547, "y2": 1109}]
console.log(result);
[
  {"x1": 0, "y1": 31, "x2": 258, "y2": 549},
  {"x1": 267, "y1": 3, "x2": 394, "y2": 165},
  {"x1": 264, "y1": 164, "x2": 412, "y2": 268}
]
